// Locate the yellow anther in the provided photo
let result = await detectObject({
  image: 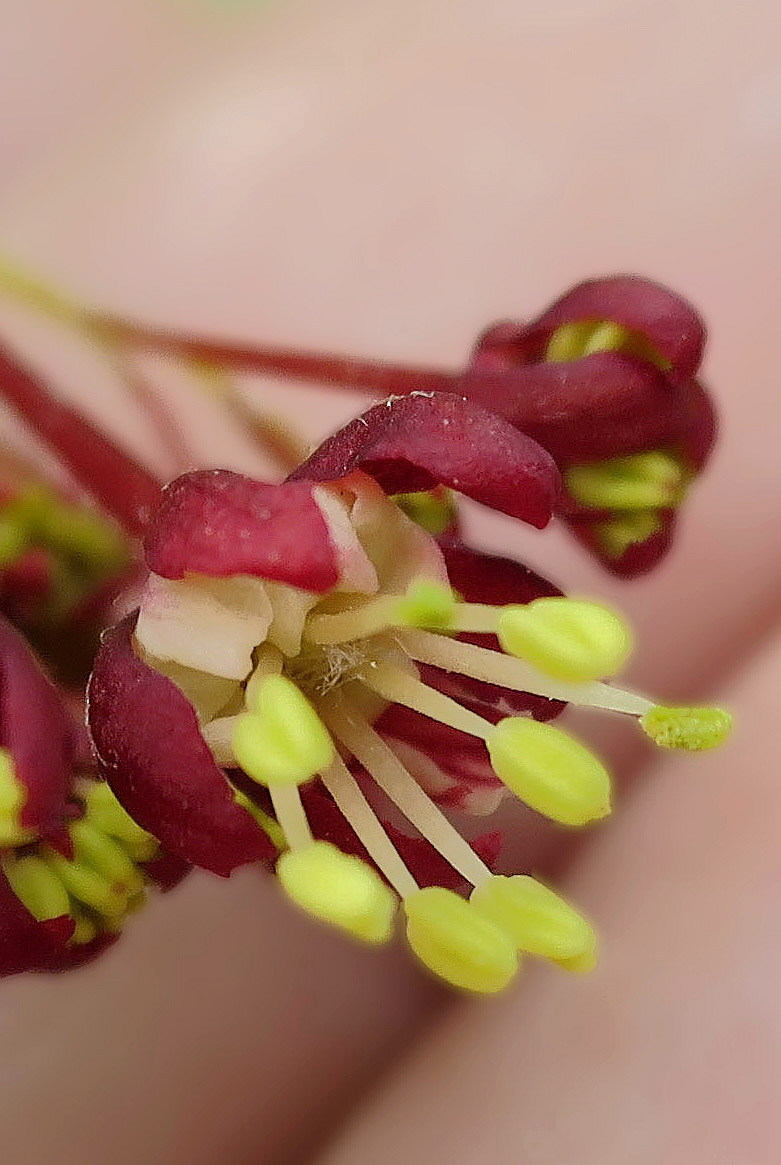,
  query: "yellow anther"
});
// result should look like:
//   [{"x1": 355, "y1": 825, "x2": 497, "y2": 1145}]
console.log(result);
[
  {"x1": 498, "y1": 597, "x2": 632, "y2": 682},
  {"x1": 277, "y1": 841, "x2": 397, "y2": 944},
  {"x1": 0, "y1": 749, "x2": 24, "y2": 814},
  {"x1": 42, "y1": 849, "x2": 128, "y2": 919},
  {"x1": 70, "y1": 913, "x2": 98, "y2": 946},
  {"x1": 593, "y1": 509, "x2": 663, "y2": 558},
  {"x1": 470, "y1": 875, "x2": 595, "y2": 962},
  {"x1": 404, "y1": 886, "x2": 518, "y2": 994},
  {"x1": 392, "y1": 490, "x2": 457, "y2": 536},
  {"x1": 2, "y1": 855, "x2": 70, "y2": 921},
  {"x1": 640, "y1": 705, "x2": 732, "y2": 751},
  {"x1": 565, "y1": 451, "x2": 687, "y2": 511},
  {"x1": 581, "y1": 320, "x2": 631, "y2": 355},
  {"x1": 0, "y1": 512, "x2": 28, "y2": 568},
  {"x1": 233, "y1": 674, "x2": 334, "y2": 787},
  {"x1": 487, "y1": 717, "x2": 612, "y2": 826},
  {"x1": 69, "y1": 819, "x2": 146, "y2": 897},
  {"x1": 392, "y1": 580, "x2": 456, "y2": 630},
  {"x1": 545, "y1": 320, "x2": 599, "y2": 362},
  {"x1": 0, "y1": 752, "x2": 34, "y2": 846},
  {"x1": 83, "y1": 781, "x2": 160, "y2": 862},
  {"x1": 556, "y1": 931, "x2": 598, "y2": 974}
]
